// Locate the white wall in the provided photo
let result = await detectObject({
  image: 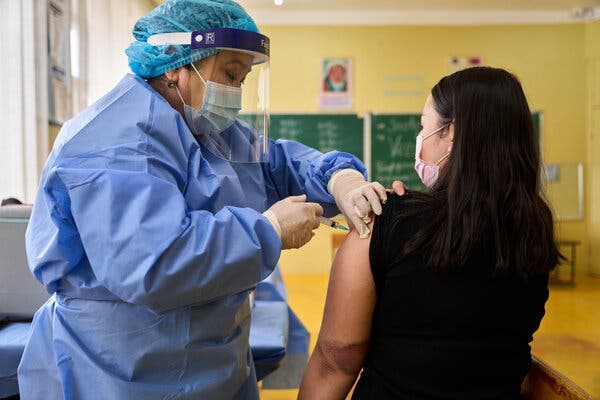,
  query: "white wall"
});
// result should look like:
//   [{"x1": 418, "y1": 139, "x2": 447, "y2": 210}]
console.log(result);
[
  {"x1": 86, "y1": 0, "x2": 154, "y2": 104},
  {"x1": 0, "y1": 0, "x2": 48, "y2": 203},
  {"x1": 0, "y1": 0, "x2": 155, "y2": 202}
]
